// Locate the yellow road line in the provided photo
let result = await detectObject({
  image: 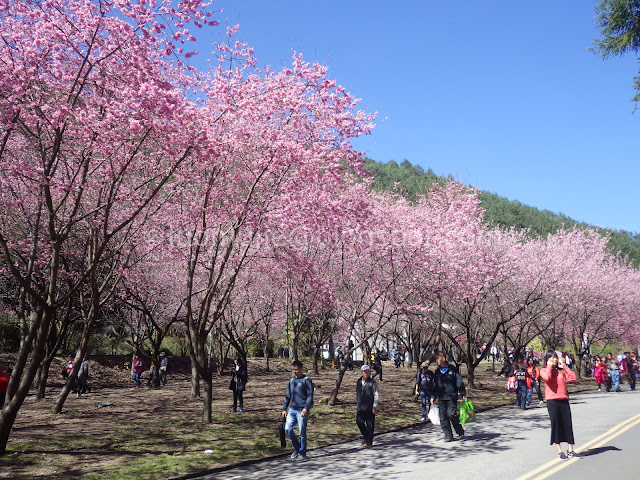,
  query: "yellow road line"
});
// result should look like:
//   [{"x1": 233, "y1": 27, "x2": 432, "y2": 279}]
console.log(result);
[
  {"x1": 533, "y1": 415, "x2": 640, "y2": 480},
  {"x1": 514, "y1": 412, "x2": 640, "y2": 480}
]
